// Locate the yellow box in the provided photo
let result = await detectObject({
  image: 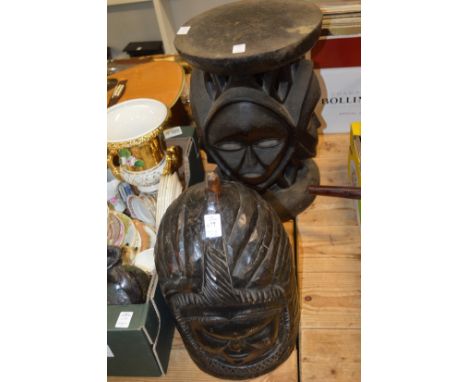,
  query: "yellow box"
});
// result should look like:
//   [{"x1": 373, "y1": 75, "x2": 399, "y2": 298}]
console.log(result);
[{"x1": 348, "y1": 121, "x2": 361, "y2": 224}]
